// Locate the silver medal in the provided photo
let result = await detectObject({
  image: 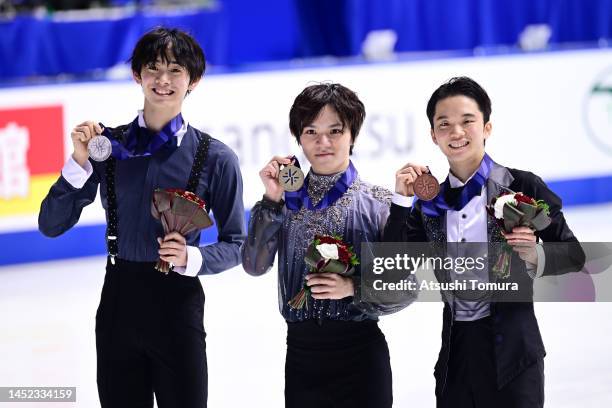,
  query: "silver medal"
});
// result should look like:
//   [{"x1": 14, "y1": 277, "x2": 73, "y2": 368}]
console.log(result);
[
  {"x1": 278, "y1": 164, "x2": 304, "y2": 192},
  {"x1": 87, "y1": 135, "x2": 112, "y2": 162}
]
